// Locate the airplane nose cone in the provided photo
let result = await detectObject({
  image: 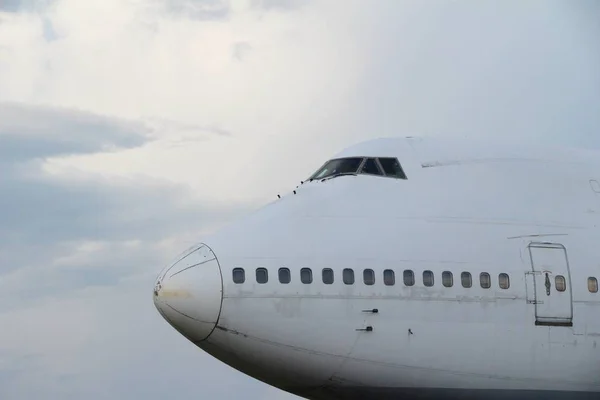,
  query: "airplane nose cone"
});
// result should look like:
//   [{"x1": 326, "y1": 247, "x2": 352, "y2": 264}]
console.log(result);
[{"x1": 153, "y1": 244, "x2": 223, "y2": 342}]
